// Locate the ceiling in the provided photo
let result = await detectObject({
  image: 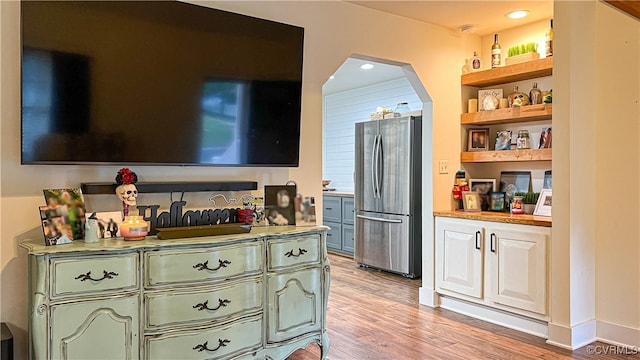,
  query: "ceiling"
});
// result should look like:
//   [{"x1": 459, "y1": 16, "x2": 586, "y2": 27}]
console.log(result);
[{"x1": 323, "y1": 1, "x2": 553, "y2": 95}]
